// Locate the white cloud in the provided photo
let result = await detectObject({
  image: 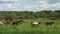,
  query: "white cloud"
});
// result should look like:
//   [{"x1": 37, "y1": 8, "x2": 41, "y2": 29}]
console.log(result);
[
  {"x1": 51, "y1": 3, "x2": 60, "y2": 7},
  {"x1": 0, "y1": 0, "x2": 26, "y2": 3},
  {"x1": 25, "y1": 0, "x2": 60, "y2": 11},
  {"x1": 0, "y1": 0, "x2": 18, "y2": 2},
  {"x1": 0, "y1": 0, "x2": 60, "y2": 11},
  {"x1": 25, "y1": 0, "x2": 48, "y2": 11}
]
